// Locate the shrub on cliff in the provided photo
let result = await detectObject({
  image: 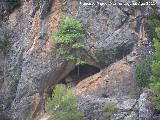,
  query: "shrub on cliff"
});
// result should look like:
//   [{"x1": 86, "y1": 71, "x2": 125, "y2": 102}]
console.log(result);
[
  {"x1": 52, "y1": 15, "x2": 85, "y2": 65},
  {"x1": 26, "y1": 112, "x2": 34, "y2": 120},
  {"x1": 146, "y1": 8, "x2": 160, "y2": 40},
  {"x1": 135, "y1": 58, "x2": 152, "y2": 88},
  {"x1": 99, "y1": 101, "x2": 118, "y2": 120},
  {"x1": 11, "y1": 69, "x2": 21, "y2": 87},
  {"x1": 46, "y1": 84, "x2": 84, "y2": 120},
  {"x1": 149, "y1": 27, "x2": 160, "y2": 112}
]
